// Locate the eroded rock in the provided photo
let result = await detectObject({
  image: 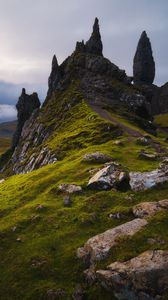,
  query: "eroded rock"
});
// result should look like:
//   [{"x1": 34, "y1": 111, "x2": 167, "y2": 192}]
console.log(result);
[
  {"x1": 129, "y1": 161, "x2": 168, "y2": 191},
  {"x1": 87, "y1": 163, "x2": 128, "y2": 190},
  {"x1": 77, "y1": 218, "x2": 147, "y2": 263},
  {"x1": 133, "y1": 199, "x2": 168, "y2": 218},
  {"x1": 82, "y1": 152, "x2": 112, "y2": 163},
  {"x1": 58, "y1": 184, "x2": 82, "y2": 194},
  {"x1": 133, "y1": 31, "x2": 155, "y2": 84},
  {"x1": 97, "y1": 250, "x2": 168, "y2": 300}
]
